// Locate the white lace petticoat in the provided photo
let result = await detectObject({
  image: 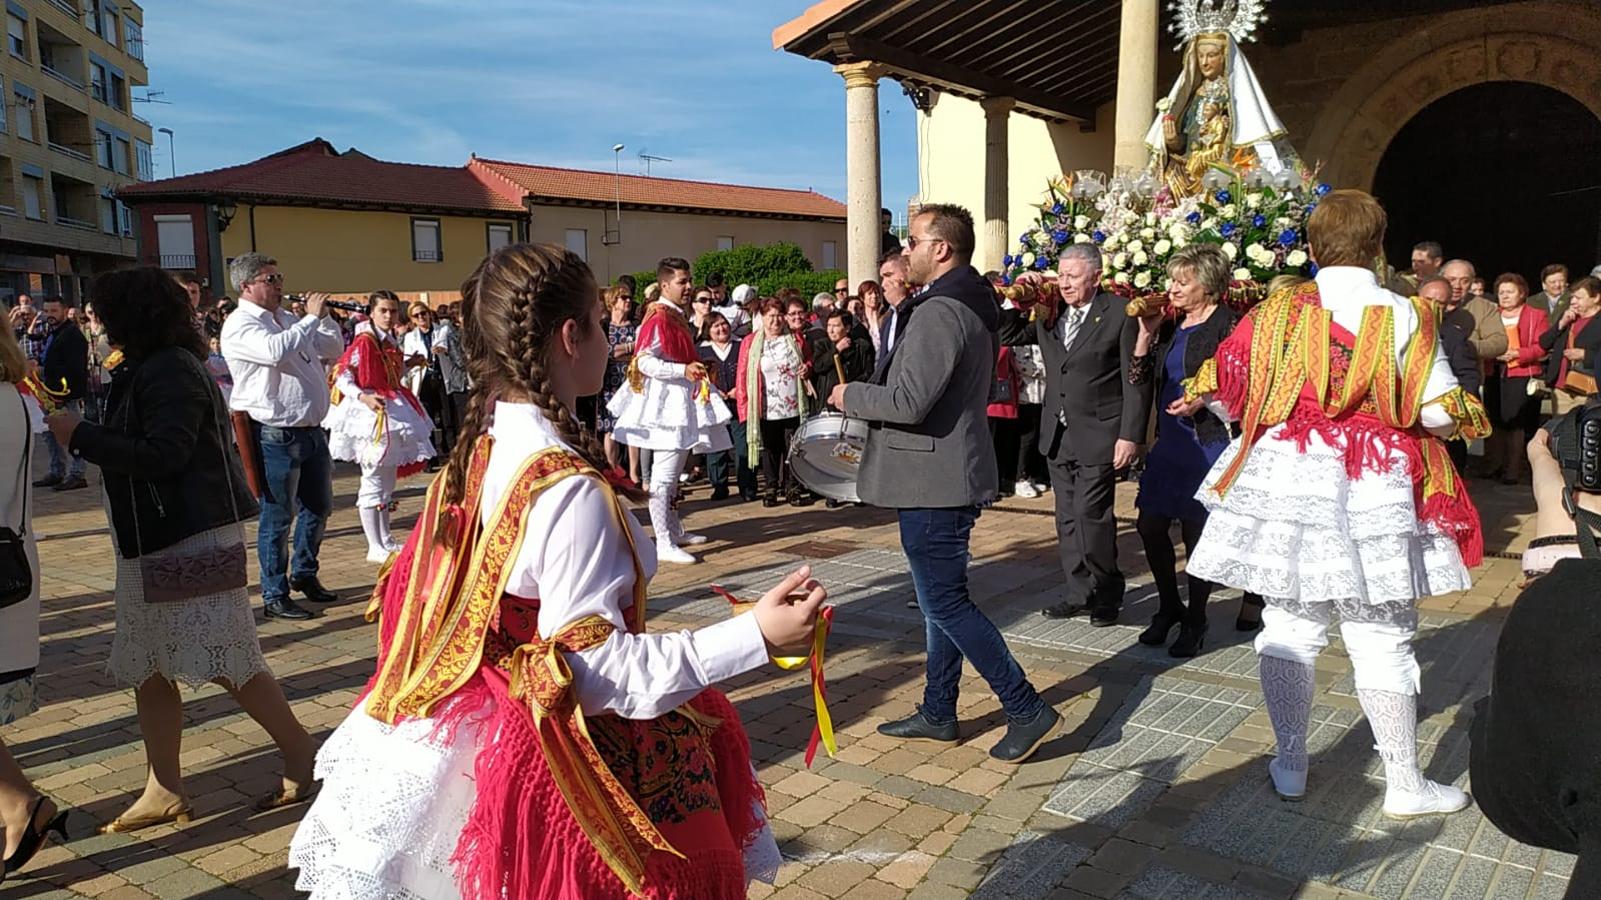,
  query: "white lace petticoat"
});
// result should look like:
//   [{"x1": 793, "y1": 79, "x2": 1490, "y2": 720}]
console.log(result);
[
  {"x1": 290, "y1": 699, "x2": 783, "y2": 899},
  {"x1": 1186, "y1": 427, "x2": 1472, "y2": 605},
  {"x1": 324, "y1": 397, "x2": 436, "y2": 469},
  {"x1": 107, "y1": 522, "x2": 270, "y2": 689},
  {"x1": 608, "y1": 376, "x2": 733, "y2": 452}
]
